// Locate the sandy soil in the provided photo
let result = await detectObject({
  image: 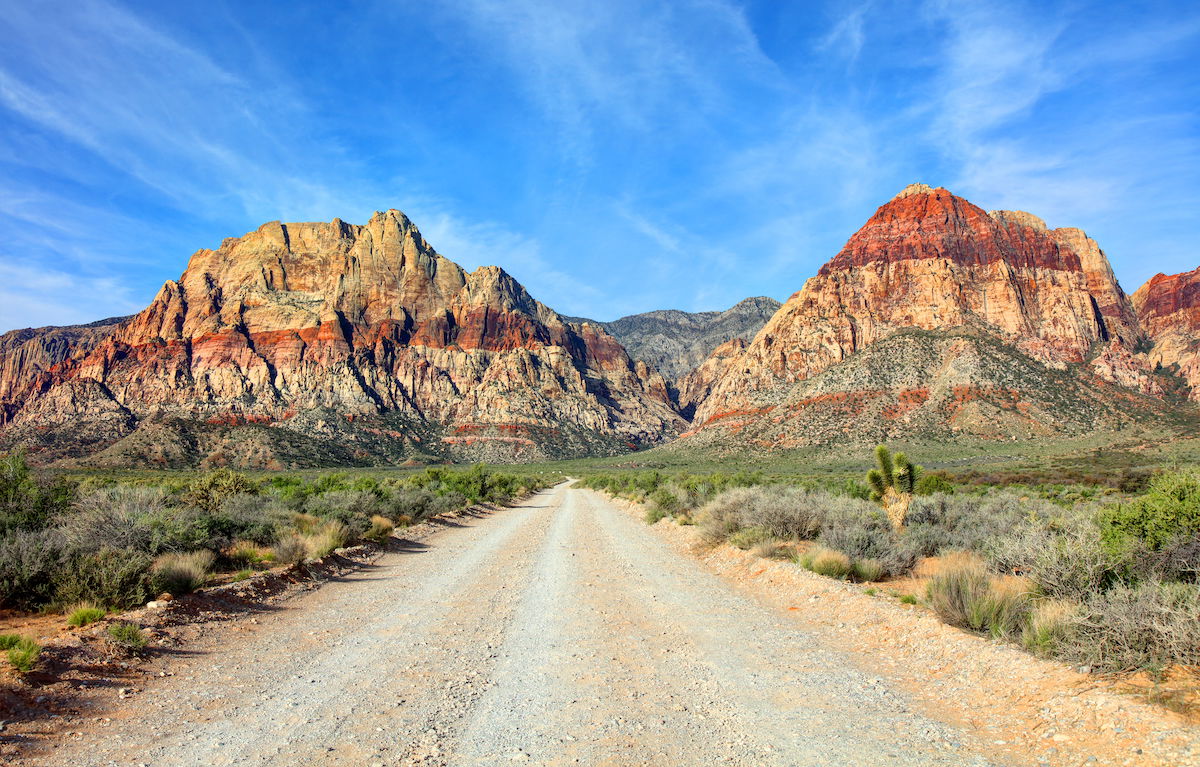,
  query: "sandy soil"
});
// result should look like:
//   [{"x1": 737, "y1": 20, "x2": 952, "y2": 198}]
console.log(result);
[{"x1": 6, "y1": 483, "x2": 1197, "y2": 766}]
